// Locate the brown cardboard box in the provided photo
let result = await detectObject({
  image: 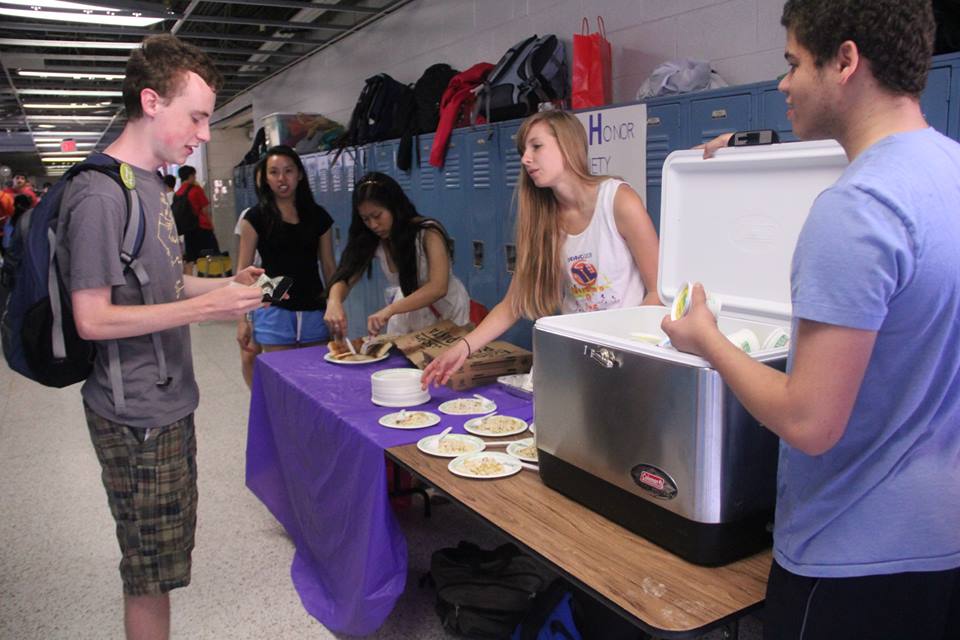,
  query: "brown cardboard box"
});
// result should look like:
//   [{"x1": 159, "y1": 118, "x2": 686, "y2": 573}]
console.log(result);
[{"x1": 394, "y1": 320, "x2": 532, "y2": 390}]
